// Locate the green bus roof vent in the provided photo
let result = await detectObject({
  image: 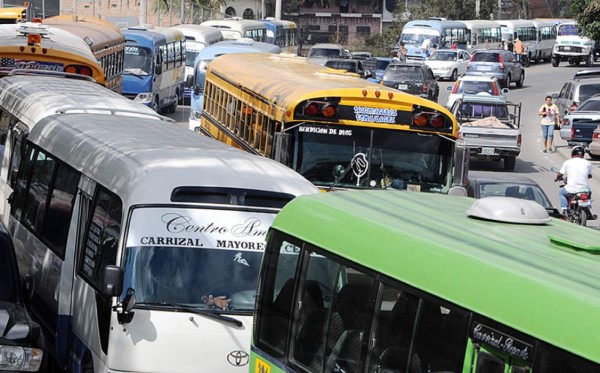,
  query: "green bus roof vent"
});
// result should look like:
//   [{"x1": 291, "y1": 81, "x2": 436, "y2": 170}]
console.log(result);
[{"x1": 467, "y1": 197, "x2": 551, "y2": 224}]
